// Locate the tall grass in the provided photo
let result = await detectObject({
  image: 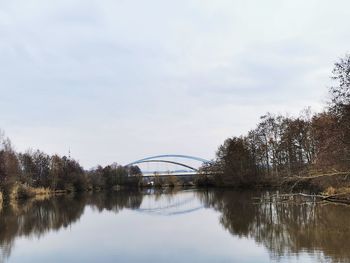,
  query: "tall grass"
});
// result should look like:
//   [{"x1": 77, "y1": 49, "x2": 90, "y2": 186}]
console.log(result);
[{"x1": 10, "y1": 183, "x2": 52, "y2": 200}]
